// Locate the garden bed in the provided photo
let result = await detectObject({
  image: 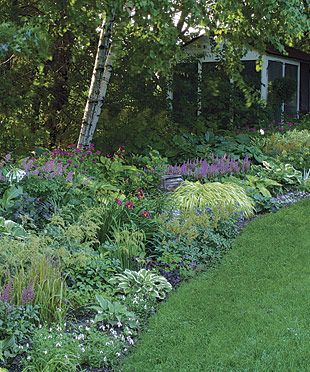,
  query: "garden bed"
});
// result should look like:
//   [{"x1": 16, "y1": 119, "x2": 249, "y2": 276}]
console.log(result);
[{"x1": 0, "y1": 122, "x2": 309, "y2": 371}]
